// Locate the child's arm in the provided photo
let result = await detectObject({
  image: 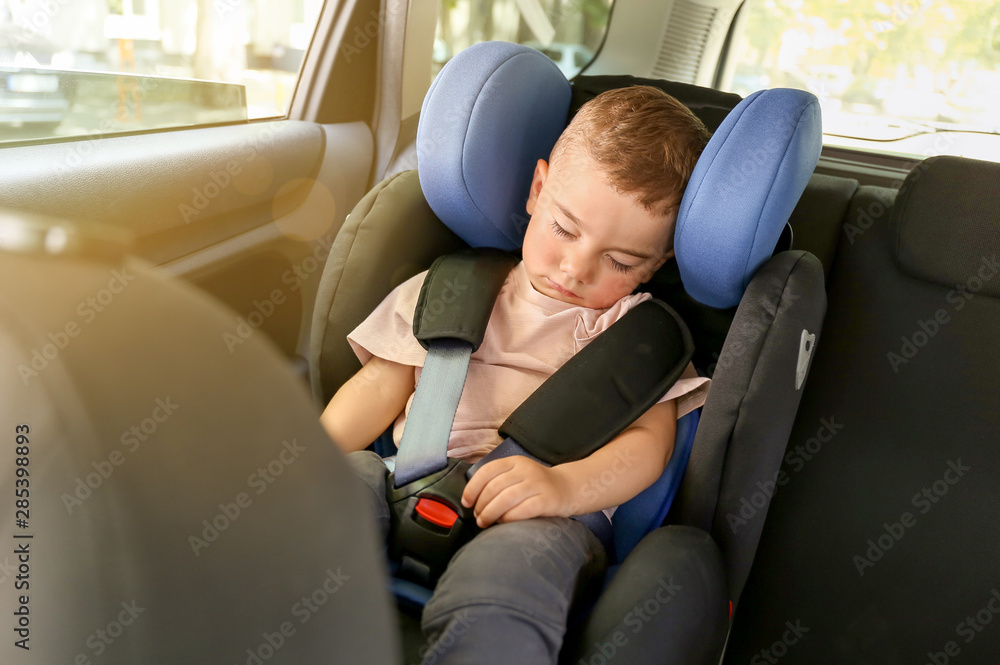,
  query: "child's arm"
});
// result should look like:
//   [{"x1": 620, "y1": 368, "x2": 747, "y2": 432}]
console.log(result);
[
  {"x1": 462, "y1": 398, "x2": 678, "y2": 527},
  {"x1": 320, "y1": 356, "x2": 416, "y2": 454}
]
